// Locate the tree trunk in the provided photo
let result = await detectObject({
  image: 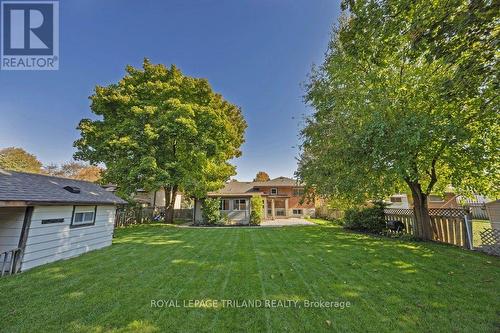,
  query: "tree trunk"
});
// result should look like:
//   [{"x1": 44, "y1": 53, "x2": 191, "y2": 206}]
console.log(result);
[
  {"x1": 408, "y1": 181, "x2": 433, "y2": 240},
  {"x1": 164, "y1": 185, "x2": 178, "y2": 224}
]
